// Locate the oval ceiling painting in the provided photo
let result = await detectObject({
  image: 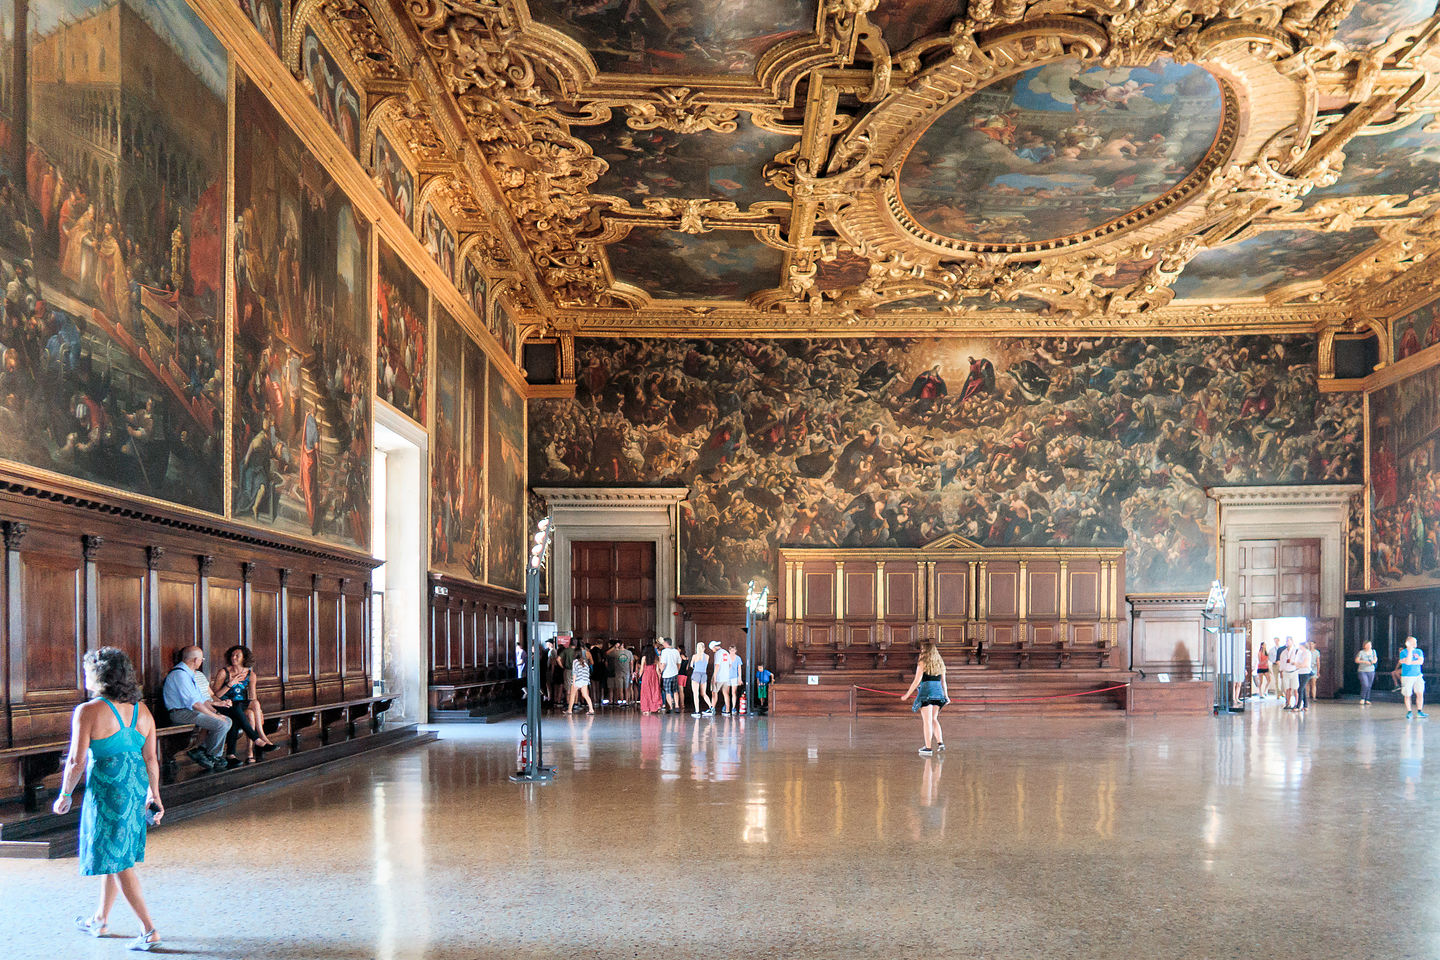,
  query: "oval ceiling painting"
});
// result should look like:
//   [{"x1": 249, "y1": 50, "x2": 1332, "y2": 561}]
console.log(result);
[{"x1": 899, "y1": 58, "x2": 1226, "y2": 245}]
